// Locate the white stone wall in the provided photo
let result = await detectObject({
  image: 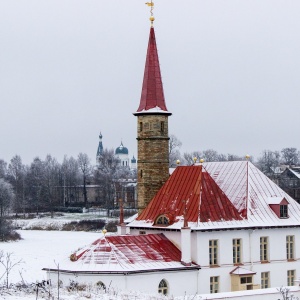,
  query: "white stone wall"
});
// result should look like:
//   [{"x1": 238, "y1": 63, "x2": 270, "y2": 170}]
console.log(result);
[
  {"x1": 46, "y1": 269, "x2": 199, "y2": 297},
  {"x1": 194, "y1": 227, "x2": 300, "y2": 294}
]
